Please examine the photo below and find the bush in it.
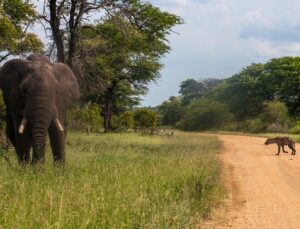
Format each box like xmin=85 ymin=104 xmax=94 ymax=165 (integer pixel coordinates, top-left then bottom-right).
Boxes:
xmin=178 ymin=99 xmax=234 ymax=131
xmin=158 ymin=96 xmax=184 ymax=126
xmin=111 ymin=111 xmax=134 ymax=131
xmin=133 ymin=109 xmax=157 ymax=129
xmin=242 ymin=118 xmax=265 ymax=133
xmin=261 ymin=100 xmax=289 ymax=132
xmin=289 ymin=121 xmax=300 ymax=134
xmin=68 ymin=103 xmax=103 ymax=132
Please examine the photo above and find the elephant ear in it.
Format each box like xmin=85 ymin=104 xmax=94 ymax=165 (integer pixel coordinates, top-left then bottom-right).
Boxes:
xmin=0 ymin=59 xmax=31 ymax=91
xmin=52 ymin=62 xmax=80 ymax=109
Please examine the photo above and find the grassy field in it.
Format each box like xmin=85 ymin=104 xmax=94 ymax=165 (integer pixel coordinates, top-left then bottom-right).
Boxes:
xmin=0 ymin=132 xmax=224 ymax=228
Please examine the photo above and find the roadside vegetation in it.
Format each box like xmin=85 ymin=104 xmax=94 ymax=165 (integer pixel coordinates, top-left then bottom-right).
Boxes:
xmin=0 ymin=132 xmax=224 ymax=228
xmin=157 ymin=57 xmax=300 ymax=134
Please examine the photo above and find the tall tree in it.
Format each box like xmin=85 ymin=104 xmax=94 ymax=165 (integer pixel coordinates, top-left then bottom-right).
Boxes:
xmin=258 ymin=57 xmax=300 ymax=116
xmin=179 ymin=78 xmax=220 ymax=106
xmin=80 ymin=13 xmax=181 ymax=132
xmin=0 ymin=0 xmax=43 ymax=62
xmin=158 ymin=96 xmax=183 ymax=126
xmin=42 ymin=0 xmax=182 ymax=68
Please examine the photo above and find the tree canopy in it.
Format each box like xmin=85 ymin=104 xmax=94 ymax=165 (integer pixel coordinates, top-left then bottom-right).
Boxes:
xmin=79 ymin=12 xmax=181 ymax=132
xmin=157 ymin=56 xmax=300 ymax=133
xmin=0 ymin=0 xmax=43 ymax=62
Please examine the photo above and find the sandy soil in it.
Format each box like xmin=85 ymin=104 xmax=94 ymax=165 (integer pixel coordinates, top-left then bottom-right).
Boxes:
xmin=206 ymin=134 xmax=300 ymax=229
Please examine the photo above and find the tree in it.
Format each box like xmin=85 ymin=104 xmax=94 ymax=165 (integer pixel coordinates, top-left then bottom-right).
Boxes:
xmin=42 ymin=0 xmax=182 ymax=68
xmin=0 ymin=0 xmax=43 ymax=62
xmin=178 ymin=99 xmax=234 ymax=131
xmin=158 ymin=96 xmax=183 ymax=126
xmin=179 ymin=78 xmax=220 ymax=106
xmin=80 ymin=13 xmax=181 ymax=132
xmin=111 ymin=111 xmax=134 ymax=131
xmin=133 ymin=109 xmax=157 ymax=129
xmin=68 ymin=103 xmax=103 ymax=132
xmin=207 ymin=63 xmax=266 ymax=121
xmin=258 ymin=57 xmax=300 ymax=116
xmin=262 ymin=100 xmax=289 ymax=132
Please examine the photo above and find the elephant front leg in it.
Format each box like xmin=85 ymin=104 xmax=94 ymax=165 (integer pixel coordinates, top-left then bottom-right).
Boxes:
xmin=12 ymin=117 xmax=31 ymax=165
xmin=15 ymin=130 xmax=31 ymax=165
xmin=49 ymin=121 xmax=65 ymax=166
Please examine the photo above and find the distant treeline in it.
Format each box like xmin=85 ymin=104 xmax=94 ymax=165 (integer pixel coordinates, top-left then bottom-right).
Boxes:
xmin=157 ymin=56 xmax=300 ymax=133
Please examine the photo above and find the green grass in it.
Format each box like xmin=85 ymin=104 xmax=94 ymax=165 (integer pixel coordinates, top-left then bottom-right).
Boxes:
xmin=0 ymin=132 xmax=224 ymax=228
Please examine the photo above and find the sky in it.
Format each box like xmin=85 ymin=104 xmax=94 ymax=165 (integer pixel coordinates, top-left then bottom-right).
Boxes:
xmin=140 ymin=0 xmax=300 ymax=107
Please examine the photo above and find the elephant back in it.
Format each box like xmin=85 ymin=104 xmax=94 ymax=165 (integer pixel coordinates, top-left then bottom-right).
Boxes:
xmin=27 ymin=54 xmax=51 ymax=64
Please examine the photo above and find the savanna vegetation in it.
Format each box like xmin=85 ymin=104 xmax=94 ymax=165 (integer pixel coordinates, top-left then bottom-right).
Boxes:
xmin=158 ymin=57 xmax=300 ymax=134
xmin=0 ymin=132 xmax=223 ymax=228
xmin=0 ymin=0 xmax=226 ymax=227
xmin=2 ymin=0 xmax=300 ymax=227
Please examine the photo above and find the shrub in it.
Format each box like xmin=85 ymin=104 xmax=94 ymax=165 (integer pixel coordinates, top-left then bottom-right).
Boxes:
xmin=261 ymin=100 xmax=289 ymax=132
xmin=111 ymin=111 xmax=134 ymax=131
xmin=133 ymin=109 xmax=157 ymax=129
xmin=178 ymin=99 xmax=234 ymax=131
xmin=68 ymin=103 xmax=103 ymax=132
xmin=242 ymin=118 xmax=265 ymax=133
xmin=289 ymin=121 xmax=300 ymax=134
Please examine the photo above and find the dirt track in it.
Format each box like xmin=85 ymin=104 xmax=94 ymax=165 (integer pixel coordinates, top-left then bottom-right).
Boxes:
xmin=214 ymin=135 xmax=300 ymax=229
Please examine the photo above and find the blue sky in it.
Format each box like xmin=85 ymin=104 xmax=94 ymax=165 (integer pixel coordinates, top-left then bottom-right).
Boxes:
xmin=140 ymin=0 xmax=300 ymax=106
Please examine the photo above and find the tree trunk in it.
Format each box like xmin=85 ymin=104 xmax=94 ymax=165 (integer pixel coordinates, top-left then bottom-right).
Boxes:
xmin=49 ymin=0 xmax=65 ymax=63
xmin=103 ymin=88 xmax=114 ymax=133
xmin=67 ymin=0 xmax=77 ymax=68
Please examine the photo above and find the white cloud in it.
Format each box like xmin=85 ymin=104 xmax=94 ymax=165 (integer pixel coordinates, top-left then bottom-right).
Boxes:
xmin=245 ymin=8 xmax=272 ymax=28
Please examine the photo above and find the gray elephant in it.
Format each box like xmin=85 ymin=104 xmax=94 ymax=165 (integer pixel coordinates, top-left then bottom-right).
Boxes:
xmin=0 ymin=54 xmax=80 ymax=164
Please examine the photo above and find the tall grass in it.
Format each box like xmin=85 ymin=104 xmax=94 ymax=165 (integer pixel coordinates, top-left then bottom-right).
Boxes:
xmin=0 ymin=132 xmax=224 ymax=228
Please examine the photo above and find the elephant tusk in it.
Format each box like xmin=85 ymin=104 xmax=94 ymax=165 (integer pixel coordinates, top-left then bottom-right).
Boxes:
xmin=18 ymin=118 xmax=28 ymax=134
xmin=55 ymin=119 xmax=64 ymax=132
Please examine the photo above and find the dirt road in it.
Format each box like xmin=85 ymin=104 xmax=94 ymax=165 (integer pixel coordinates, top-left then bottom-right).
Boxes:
xmin=215 ymin=135 xmax=300 ymax=229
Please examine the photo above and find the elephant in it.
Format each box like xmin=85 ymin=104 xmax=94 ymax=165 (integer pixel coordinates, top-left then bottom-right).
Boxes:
xmin=0 ymin=54 xmax=80 ymax=165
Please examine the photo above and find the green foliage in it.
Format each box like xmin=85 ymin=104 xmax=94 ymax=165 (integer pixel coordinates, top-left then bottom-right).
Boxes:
xmin=0 ymin=0 xmax=43 ymax=61
xmin=262 ymin=100 xmax=289 ymax=132
xmin=258 ymin=57 xmax=300 ymax=116
xmin=68 ymin=104 xmax=103 ymax=132
xmin=179 ymin=78 xmax=220 ymax=106
xmin=209 ymin=63 xmax=265 ymax=121
xmin=79 ymin=7 xmax=182 ymax=132
xmin=178 ymin=99 xmax=234 ymax=131
xmin=158 ymin=96 xmax=183 ymax=126
xmin=241 ymin=118 xmax=265 ymax=133
xmin=0 ymin=132 xmax=223 ymax=228
xmin=133 ymin=109 xmax=157 ymax=128
xmin=206 ymin=57 xmax=300 ymax=122
xmin=289 ymin=121 xmax=300 ymax=134
xmin=111 ymin=111 xmax=134 ymax=131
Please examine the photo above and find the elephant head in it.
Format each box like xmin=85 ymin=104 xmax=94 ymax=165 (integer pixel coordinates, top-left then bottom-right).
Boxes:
xmin=0 ymin=55 xmax=79 ymax=164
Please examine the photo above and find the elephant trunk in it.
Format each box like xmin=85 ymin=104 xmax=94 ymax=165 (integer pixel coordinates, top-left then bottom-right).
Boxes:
xmin=30 ymin=102 xmax=53 ymax=164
